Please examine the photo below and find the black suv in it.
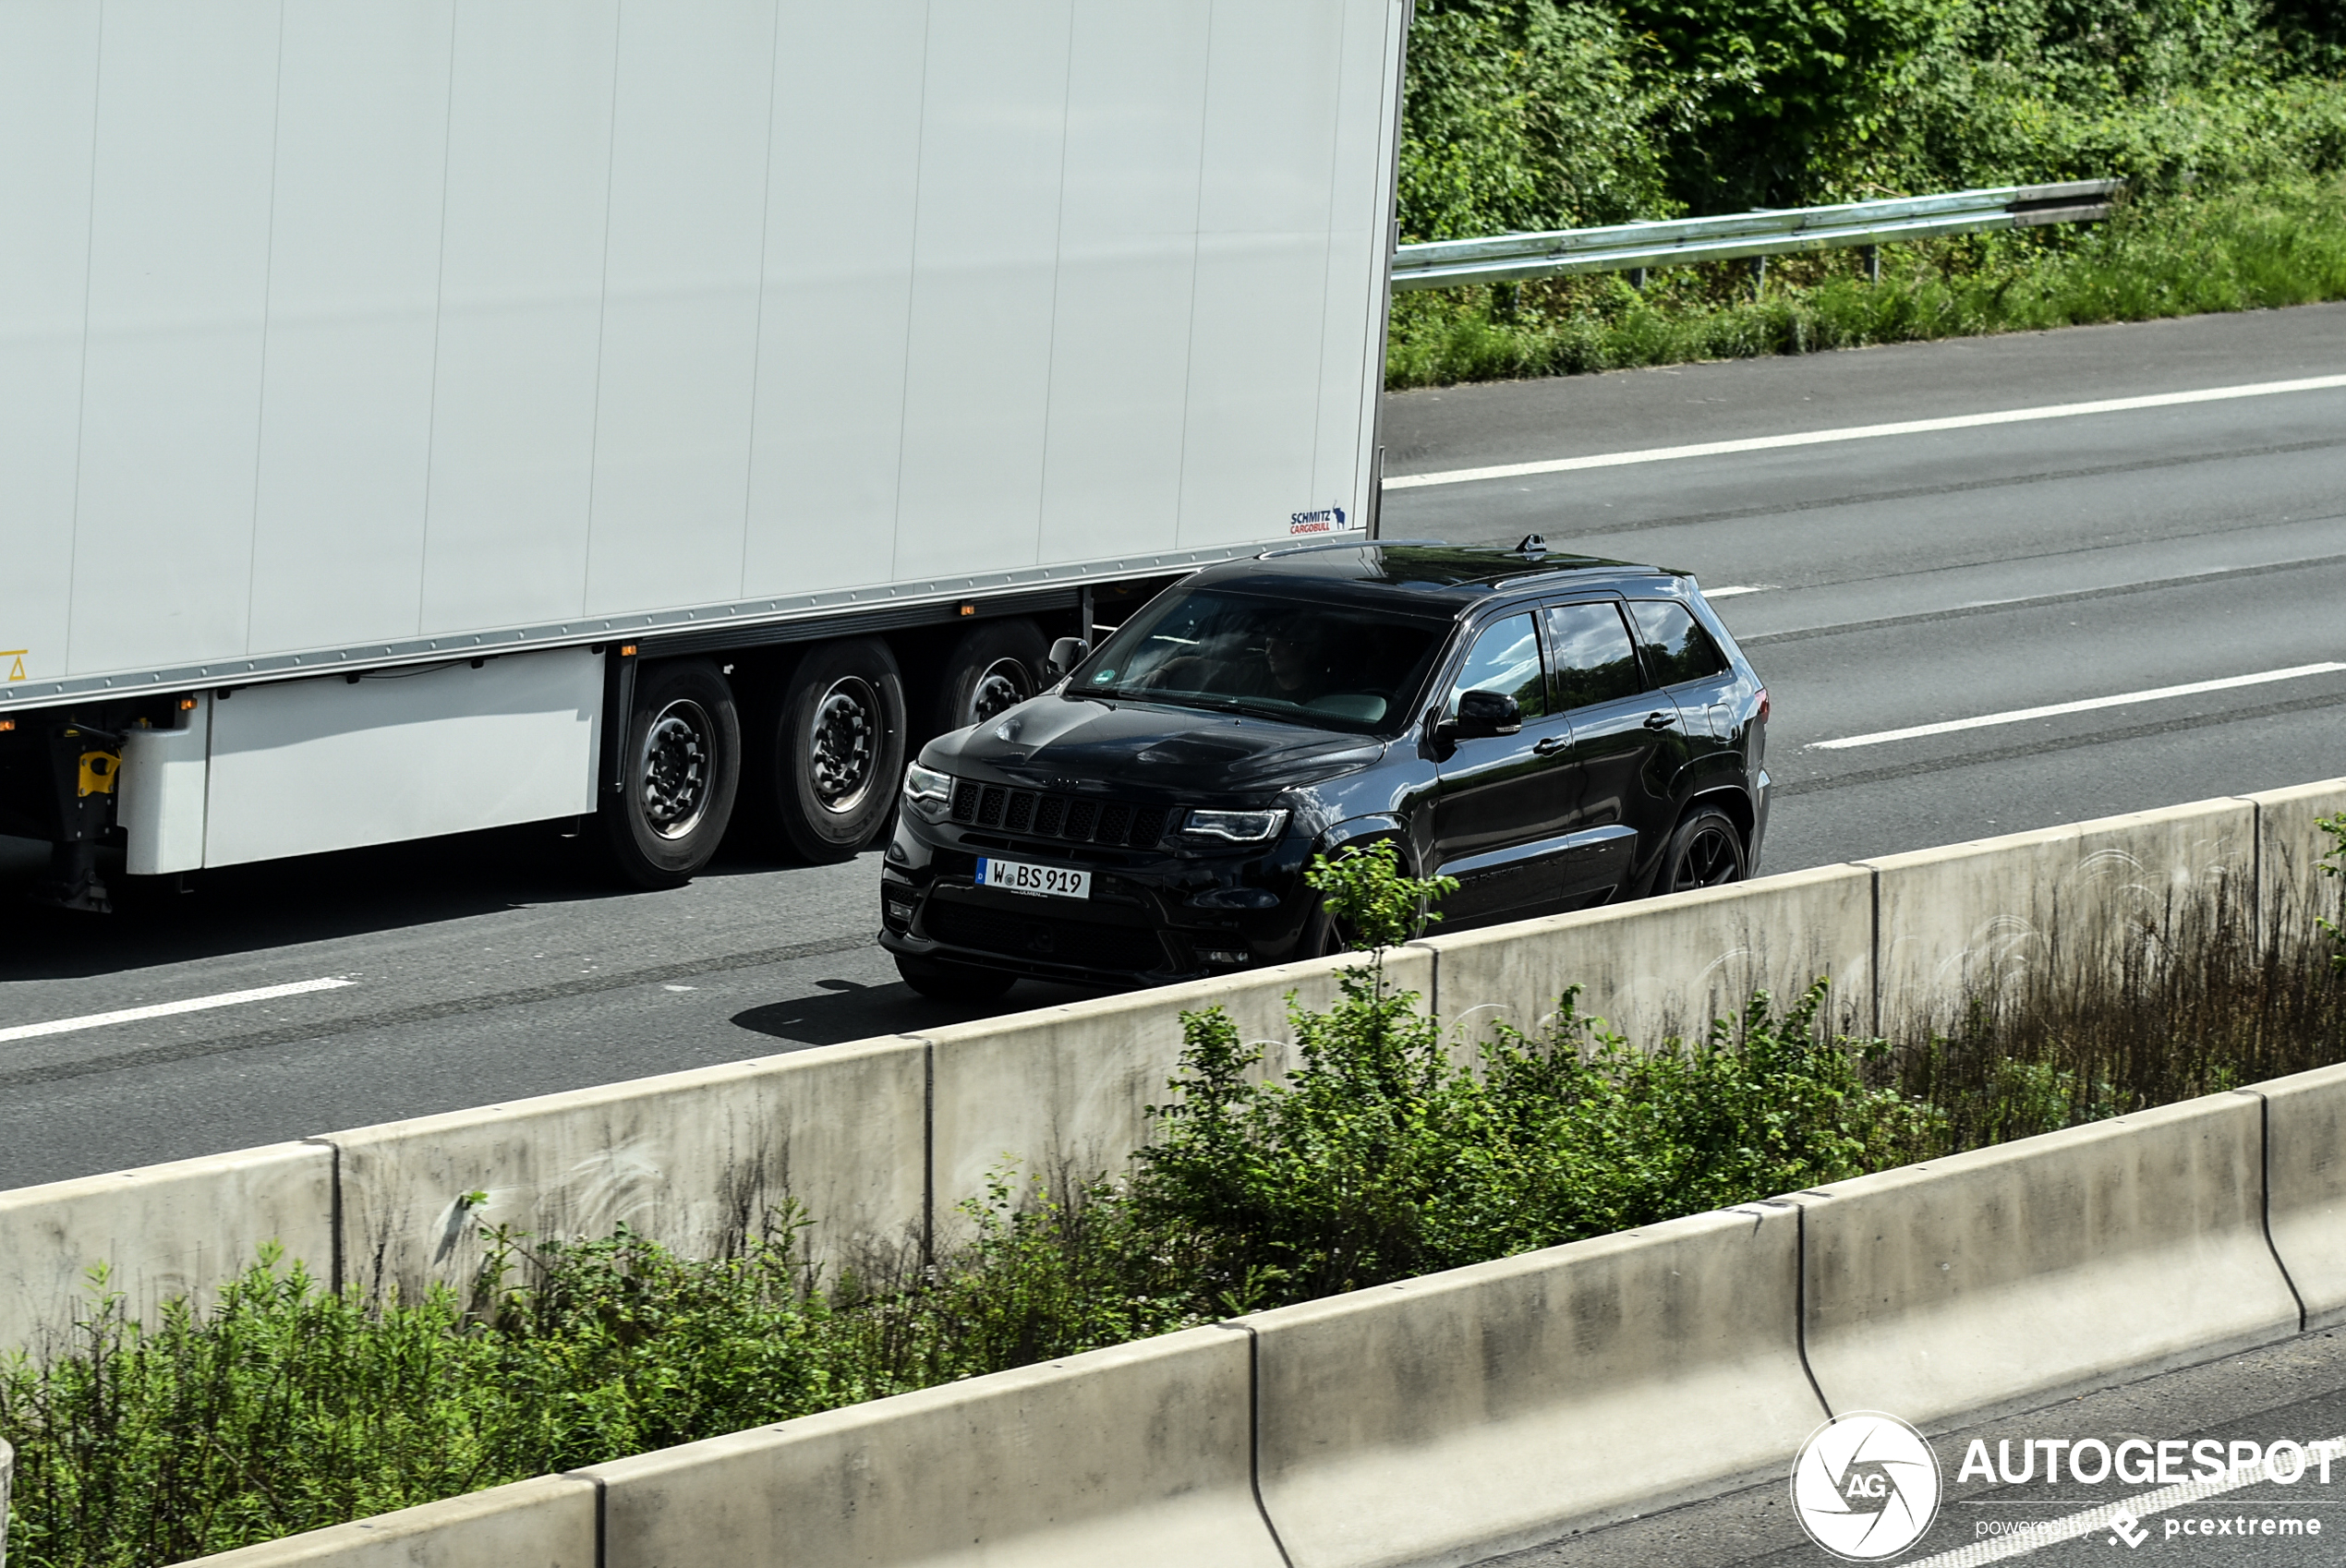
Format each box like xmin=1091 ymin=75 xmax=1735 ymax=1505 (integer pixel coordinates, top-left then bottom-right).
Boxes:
xmin=879 ymin=540 xmax=1769 ymax=999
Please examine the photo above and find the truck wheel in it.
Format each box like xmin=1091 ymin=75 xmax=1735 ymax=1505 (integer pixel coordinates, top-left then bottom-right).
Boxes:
xmin=895 ymin=952 xmax=1017 ymax=1002
xmin=1657 ymin=804 xmax=1747 ymax=896
xmin=930 ymin=618 xmax=1048 ymax=737
xmin=604 ymin=658 xmax=740 ymax=888
xmin=761 ymin=638 xmax=906 ymax=862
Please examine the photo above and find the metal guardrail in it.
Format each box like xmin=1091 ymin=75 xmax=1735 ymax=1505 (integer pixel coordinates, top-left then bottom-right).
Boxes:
xmin=1390 ymin=179 xmax=2122 ymax=290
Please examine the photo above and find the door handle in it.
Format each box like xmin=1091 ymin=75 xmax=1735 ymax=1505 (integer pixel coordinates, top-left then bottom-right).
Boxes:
xmin=1643 ymin=710 xmax=1675 ymax=730
xmin=1533 ymin=735 xmax=1566 ymax=755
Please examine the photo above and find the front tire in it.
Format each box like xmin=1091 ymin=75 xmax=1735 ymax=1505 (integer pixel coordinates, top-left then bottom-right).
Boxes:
xmin=1656 ymin=804 xmax=1747 ymax=896
xmin=895 ymin=952 xmax=1018 ymax=1002
xmin=602 ymin=659 xmax=741 ymax=889
xmin=753 ymin=638 xmax=907 ymax=863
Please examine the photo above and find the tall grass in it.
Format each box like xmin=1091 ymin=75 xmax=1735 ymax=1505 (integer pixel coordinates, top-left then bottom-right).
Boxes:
xmin=1386 ymin=175 xmax=2346 ymax=388
xmin=5 ymin=824 xmax=2342 ymax=1563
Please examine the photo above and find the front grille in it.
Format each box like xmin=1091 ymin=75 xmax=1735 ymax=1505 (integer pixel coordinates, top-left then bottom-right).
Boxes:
xmin=949 ymin=779 xmax=1167 ymax=850
xmin=923 ymin=901 xmax=1168 ymax=972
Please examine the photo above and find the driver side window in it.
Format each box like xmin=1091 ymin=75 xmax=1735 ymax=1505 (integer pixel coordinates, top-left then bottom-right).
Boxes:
xmin=1447 ymin=613 xmax=1547 ymax=720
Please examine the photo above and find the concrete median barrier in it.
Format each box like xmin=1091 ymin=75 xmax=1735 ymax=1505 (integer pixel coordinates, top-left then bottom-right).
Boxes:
xmin=0 ymin=1141 xmax=333 ymax=1361
xmin=2243 ymin=777 xmax=2346 ymax=946
xmin=1245 ymin=1203 xmax=1822 ymax=1568
xmin=922 ymin=949 xmax=1430 ymax=1242
xmin=1419 ymin=863 xmax=1874 ymax=1052
xmin=1798 ymin=1091 xmax=2300 ymax=1429
xmin=1867 ymin=797 xmax=2255 ymax=1037
xmin=2250 ymin=1063 xmax=2346 ymax=1329
xmin=328 ymin=1034 xmax=926 ymax=1306
xmin=585 ymin=1323 xmax=1282 ymax=1568
xmin=183 ymin=1475 xmax=598 ymax=1568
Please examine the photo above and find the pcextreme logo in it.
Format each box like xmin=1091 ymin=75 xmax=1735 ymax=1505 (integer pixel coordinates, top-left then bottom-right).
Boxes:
xmin=1792 ymin=1411 xmax=1943 ymax=1561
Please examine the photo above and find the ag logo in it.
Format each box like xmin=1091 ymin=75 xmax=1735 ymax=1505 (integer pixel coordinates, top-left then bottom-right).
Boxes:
xmin=1791 ymin=1411 xmax=1942 ymax=1561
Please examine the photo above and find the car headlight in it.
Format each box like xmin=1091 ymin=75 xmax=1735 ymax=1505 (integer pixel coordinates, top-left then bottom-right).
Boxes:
xmin=902 ymin=763 xmax=954 ymax=824
xmin=1180 ymin=807 xmax=1289 ymax=844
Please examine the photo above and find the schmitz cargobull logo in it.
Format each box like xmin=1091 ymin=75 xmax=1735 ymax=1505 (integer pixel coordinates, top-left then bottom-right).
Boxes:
xmin=1792 ymin=1411 xmax=1943 ymax=1561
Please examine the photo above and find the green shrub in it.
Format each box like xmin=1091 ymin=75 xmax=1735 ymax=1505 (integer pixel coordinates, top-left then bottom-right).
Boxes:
xmin=6 ymin=832 xmax=2343 ymax=1561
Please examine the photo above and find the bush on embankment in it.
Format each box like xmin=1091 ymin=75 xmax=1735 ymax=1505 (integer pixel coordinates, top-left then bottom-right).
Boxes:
xmin=1387 ymin=0 xmax=2346 ymax=385
xmin=5 ymin=822 xmax=2343 ymax=1563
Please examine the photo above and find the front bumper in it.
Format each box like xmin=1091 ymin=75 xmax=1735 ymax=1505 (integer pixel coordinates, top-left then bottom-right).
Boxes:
xmin=880 ymin=814 xmax=1315 ymax=987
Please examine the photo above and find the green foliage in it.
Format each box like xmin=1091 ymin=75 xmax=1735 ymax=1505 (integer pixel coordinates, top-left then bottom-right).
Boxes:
xmin=1305 ymin=838 xmax=1458 ymax=953
xmin=1388 ymin=172 xmax=2346 ymax=386
xmin=2320 ymin=812 xmax=2346 ymax=971
xmin=1133 ymin=979 xmax=1939 ymax=1301
xmin=6 ymin=824 xmax=2344 ymax=1560
xmin=1400 ymin=1 xmax=1687 ymax=238
xmin=1393 ymin=0 xmax=2346 ymax=386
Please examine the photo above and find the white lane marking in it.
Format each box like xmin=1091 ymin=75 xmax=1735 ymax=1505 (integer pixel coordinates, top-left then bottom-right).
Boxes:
xmin=1384 ymin=373 xmax=2346 ymax=490
xmin=1902 ymin=1437 xmax=2344 ymax=1568
xmin=1701 ymin=585 xmax=1776 ymax=599
xmin=1808 ymin=662 xmax=2346 ymax=751
xmin=0 ymin=976 xmax=357 ymax=1044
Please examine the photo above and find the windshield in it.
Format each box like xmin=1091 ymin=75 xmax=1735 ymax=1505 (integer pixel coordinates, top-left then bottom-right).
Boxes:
xmin=1071 ymin=585 xmax=1450 ymax=733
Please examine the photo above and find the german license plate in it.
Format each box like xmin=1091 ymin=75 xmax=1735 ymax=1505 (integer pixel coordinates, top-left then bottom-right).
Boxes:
xmin=975 ymin=856 xmax=1091 ymax=899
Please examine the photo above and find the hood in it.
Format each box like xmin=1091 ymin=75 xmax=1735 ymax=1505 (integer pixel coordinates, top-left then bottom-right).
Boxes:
xmin=930 ymin=694 xmax=1385 ymax=797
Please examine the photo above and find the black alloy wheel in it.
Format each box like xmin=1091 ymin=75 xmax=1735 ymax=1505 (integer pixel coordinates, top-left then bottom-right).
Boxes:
xmin=602 ymin=658 xmax=741 ymax=888
xmin=762 ymin=637 xmax=908 ymax=863
xmin=1659 ymin=804 xmax=1747 ymax=895
xmin=932 ymin=618 xmax=1049 ymax=737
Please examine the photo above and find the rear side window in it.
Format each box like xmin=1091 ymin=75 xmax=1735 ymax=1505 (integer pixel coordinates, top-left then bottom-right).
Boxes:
xmin=1628 ymin=599 xmax=1730 ymax=686
xmin=1542 ymin=601 xmax=1643 ymax=710
xmin=1447 ymin=612 xmax=1547 ymax=719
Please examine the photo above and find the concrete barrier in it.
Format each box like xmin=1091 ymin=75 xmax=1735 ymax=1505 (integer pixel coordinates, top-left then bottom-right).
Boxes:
xmin=1419 ymin=862 xmax=1874 ymax=1050
xmin=329 ymin=1034 xmax=926 ymax=1306
xmin=2251 ymin=1062 xmax=2346 ymax=1330
xmin=0 ymin=1141 xmax=334 ymax=1361
xmin=1246 ymin=1203 xmax=1821 ymax=1568
xmin=585 ymin=1324 xmax=1283 ymax=1568
xmin=1867 ymin=796 xmax=2255 ymax=1037
xmin=922 ymin=948 xmax=1432 ymax=1243
xmin=184 ymin=1476 xmax=598 ymax=1568
xmin=1797 ymin=1090 xmax=2301 ymax=1428
xmin=2244 ymin=777 xmax=2346 ymax=946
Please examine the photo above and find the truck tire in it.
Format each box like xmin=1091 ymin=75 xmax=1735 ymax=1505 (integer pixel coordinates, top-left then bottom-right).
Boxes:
xmin=1655 ymin=803 xmax=1747 ymax=896
xmin=759 ymin=637 xmax=907 ymax=863
xmin=604 ymin=658 xmax=741 ymax=888
xmin=930 ymin=617 xmax=1048 ymax=737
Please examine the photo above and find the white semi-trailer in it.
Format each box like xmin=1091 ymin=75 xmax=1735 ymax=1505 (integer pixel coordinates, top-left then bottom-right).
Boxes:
xmin=0 ymin=0 xmax=1409 ymax=908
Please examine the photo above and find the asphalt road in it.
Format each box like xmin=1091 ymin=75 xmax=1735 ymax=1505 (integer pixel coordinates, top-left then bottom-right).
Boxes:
xmin=1475 ymin=1327 xmax=2346 ymax=1568
xmin=1 ymin=303 xmax=2340 ymax=1190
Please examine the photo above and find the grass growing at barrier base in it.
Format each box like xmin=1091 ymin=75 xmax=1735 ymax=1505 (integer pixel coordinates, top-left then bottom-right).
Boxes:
xmin=6 ymin=825 xmax=2344 ymax=1562
xmin=1385 ymin=176 xmax=2346 ymax=389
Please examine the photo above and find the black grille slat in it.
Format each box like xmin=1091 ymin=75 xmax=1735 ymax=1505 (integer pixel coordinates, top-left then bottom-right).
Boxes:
xmin=941 ymin=776 xmax=1170 ymax=850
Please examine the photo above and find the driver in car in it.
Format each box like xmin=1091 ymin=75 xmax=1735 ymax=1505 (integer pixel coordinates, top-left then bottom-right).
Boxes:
xmin=1259 ymin=626 xmax=1334 ymax=704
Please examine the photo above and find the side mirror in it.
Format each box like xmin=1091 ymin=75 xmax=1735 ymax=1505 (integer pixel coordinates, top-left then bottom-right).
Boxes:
xmin=1047 ymin=636 xmax=1091 ymax=679
xmin=1449 ymin=689 xmax=1522 ymax=739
